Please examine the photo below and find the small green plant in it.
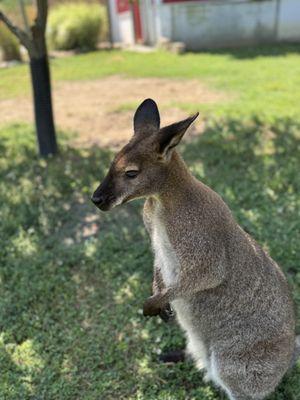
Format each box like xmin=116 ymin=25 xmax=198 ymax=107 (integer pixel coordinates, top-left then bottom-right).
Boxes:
xmin=0 ymin=23 xmax=21 ymax=61
xmin=47 ymin=3 xmax=105 ymax=51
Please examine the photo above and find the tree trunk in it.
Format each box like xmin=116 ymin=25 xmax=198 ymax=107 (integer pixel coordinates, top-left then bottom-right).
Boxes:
xmin=29 ymin=54 xmax=57 ymax=156
xmin=0 ymin=2 xmax=58 ymax=157
xmin=106 ymin=0 xmax=113 ymax=48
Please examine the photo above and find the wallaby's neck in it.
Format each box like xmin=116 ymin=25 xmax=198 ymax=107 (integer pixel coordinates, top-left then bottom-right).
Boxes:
xmin=156 ymin=151 xmax=198 ymax=207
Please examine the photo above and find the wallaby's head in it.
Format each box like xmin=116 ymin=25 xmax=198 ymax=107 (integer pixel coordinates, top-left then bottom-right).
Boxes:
xmin=92 ymin=99 xmax=198 ymax=211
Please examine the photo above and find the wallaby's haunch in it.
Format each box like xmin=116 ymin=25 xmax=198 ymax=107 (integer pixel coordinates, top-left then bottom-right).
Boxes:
xmin=92 ymin=99 xmax=297 ymax=400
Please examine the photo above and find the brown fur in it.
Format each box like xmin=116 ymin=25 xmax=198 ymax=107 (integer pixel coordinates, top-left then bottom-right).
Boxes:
xmin=92 ymin=99 xmax=297 ymax=400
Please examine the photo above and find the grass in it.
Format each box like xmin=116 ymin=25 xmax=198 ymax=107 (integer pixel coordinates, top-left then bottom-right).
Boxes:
xmin=0 ymin=118 xmax=299 ymax=399
xmin=1 ymin=44 xmax=300 ymax=122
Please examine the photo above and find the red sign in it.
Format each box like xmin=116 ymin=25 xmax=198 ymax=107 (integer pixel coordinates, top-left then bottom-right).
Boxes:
xmin=132 ymin=1 xmax=143 ymax=42
xmin=116 ymin=0 xmax=130 ymax=13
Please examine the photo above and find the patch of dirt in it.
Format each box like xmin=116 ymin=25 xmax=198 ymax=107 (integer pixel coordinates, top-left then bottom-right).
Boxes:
xmin=0 ymin=76 xmax=228 ymax=148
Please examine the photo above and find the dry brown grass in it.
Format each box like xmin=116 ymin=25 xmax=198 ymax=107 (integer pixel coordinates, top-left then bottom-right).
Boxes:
xmin=0 ymin=76 xmax=227 ymax=147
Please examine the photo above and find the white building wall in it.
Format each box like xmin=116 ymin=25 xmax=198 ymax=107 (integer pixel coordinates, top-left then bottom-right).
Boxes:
xmin=109 ymin=0 xmax=121 ymax=42
xmin=158 ymin=0 xmax=300 ymax=50
xmin=278 ymin=0 xmax=300 ymax=40
xmin=118 ymin=12 xmax=135 ymax=44
xmin=140 ymin=0 xmax=161 ymax=45
xmin=109 ymin=0 xmax=135 ymax=45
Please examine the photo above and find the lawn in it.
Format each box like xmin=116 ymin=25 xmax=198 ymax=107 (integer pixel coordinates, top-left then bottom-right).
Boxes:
xmin=1 ymin=44 xmax=300 ymax=123
xmin=0 ymin=45 xmax=300 ymax=399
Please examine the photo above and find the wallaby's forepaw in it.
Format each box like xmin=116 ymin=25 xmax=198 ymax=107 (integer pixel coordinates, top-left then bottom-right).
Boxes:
xmin=159 ymin=303 xmax=175 ymax=323
xmin=143 ymin=295 xmax=161 ymax=316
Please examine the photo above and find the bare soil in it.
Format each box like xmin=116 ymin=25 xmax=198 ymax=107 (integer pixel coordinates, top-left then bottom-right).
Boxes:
xmin=0 ymin=76 xmax=227 ymax=148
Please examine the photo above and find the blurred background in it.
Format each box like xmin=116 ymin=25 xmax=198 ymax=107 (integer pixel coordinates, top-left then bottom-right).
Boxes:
xmin=0 ymin=1 xmax=299 ymax=399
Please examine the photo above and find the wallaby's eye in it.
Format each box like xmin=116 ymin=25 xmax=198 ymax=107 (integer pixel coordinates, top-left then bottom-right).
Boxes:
xmin=125 ymin=170 xmax=139 ymax=179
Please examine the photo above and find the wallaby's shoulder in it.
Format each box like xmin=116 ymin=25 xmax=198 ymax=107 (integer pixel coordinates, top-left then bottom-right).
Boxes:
xmin=144 ymin=172 xmax=236 ymax=240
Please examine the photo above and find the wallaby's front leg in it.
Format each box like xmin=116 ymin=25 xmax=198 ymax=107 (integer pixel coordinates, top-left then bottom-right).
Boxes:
xmin=143 ymin=287 xmax=173 ymax=316
xmin=144 ymin=259 xmax=226 ymax=316
xmin=149 ymin=265 xmax=174 ymax=322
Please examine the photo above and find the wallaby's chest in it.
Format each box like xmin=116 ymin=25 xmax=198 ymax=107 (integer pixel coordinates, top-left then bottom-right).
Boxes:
xmin=150 ymin=210 xmax=180 ymax=286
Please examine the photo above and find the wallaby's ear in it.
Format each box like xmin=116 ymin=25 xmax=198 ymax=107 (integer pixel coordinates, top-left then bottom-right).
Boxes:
xmin=158 ymin=112 xmax=199 ymax=160
xmin=134 ymin=98 xmax=160 ymax=135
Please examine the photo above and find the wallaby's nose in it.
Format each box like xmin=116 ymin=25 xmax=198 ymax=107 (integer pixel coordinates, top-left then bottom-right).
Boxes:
xmin=91 ymin=194 xmax=105 ymax=206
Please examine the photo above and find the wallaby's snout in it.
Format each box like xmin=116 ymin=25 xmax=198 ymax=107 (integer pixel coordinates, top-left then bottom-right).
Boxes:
xmin=91 ymin=189 xmax=114 ymax=211
xmin=91 ymin=173 xmax=117 ymax=211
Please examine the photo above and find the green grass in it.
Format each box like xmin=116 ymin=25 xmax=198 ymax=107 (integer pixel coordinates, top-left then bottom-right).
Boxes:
xmin=0 ymin=119 xmax=299 ymax=399
xmin=1 ymin=45 xmax=300 ymax=122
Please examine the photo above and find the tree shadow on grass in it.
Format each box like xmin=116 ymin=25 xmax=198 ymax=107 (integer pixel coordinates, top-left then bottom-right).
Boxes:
xmin=189 ymin=43 xmax=300 ymax=60
xmin=0 ymin=120 xmax=299 ymax=399
xmin=0 ymin=124 xmax=151 ymax=399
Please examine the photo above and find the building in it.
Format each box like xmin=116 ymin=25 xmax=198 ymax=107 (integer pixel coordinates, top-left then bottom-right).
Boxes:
xmin=108 ymin=0 xmax=300 ymax=50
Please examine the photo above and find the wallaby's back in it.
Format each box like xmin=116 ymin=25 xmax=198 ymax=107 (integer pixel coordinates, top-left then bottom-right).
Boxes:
xmin=145 ymin=153 xmax=295 ymax=400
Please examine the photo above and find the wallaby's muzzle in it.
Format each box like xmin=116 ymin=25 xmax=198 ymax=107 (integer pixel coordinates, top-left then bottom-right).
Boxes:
xmin=91 ymin=192 xmax=115 ymax=211
xmin=91 ymin=174 xmax=116 ymax=211
xmin=91 ymin=189 xmax=116 ymax=211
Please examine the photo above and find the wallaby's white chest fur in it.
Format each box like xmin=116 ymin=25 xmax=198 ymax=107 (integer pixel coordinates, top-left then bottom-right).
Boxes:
xmin=151 ymin=212 xmax=210 ymax=375
xmin=152 ymin=215 xmax=180 ymax=286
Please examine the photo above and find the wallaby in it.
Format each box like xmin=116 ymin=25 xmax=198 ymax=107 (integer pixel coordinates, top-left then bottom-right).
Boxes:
xmin=92 ymin=99 xmax=298 ymax=400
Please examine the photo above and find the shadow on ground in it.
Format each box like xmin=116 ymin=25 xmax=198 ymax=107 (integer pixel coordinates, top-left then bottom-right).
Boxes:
xmin=0 ymin=119 xmax=299 ymax=399
xmin=190 ymin=43 xmax=300 ymax=60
